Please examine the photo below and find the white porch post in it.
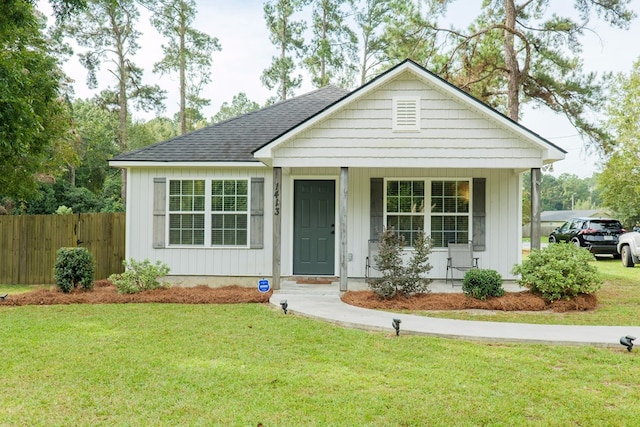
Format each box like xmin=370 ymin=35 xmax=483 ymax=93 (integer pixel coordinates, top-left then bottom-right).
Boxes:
xmin=530 ymin=167 xmax=541 ymax=251
xmin=272 ymin=167 xmax=282 ymax=290
xmin=340 ymin=167 xmax=348 ymax=291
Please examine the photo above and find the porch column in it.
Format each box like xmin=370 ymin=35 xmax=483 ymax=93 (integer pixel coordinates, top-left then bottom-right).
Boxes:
xmin=339 ymin=167 xmax=348 ymax=292
xmin=530 ymin=167 xmax=541 ymax=251
xmin=272 ymin=167 xmax=282 ymax=290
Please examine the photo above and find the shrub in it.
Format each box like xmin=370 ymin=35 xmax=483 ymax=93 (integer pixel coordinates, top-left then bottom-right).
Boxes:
xmin=109 ymin=259 xmax=170 ymax=294
xmin=512 ymin=243 xmax=603 ymax=302
xmin=368 ymin=228 xmax=433 ymax=298
xmin=462 ymin=269 xmax=504 ymax=300
xmin=54 ymin=247 xmax=95 ymax=293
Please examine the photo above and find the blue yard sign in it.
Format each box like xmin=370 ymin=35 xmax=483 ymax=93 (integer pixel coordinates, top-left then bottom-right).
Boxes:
xmin=258 ymin=279 xmax=270 ymax=293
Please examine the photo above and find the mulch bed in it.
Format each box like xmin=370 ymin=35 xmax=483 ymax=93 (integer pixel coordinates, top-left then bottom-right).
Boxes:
xmin=341 ymin=290 xmax=598 ymax=312
xmin=1 ymin=280 xmax=597 ymax=312
xmin=1 ymin=280 xmax=272 ymax=306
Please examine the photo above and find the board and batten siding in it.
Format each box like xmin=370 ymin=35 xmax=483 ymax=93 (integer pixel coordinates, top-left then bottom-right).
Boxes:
xmin=126 ymin=167 xmax=273 ymax=277
xmin=284 ymin=167 xmax=521 ymax=280
xmin=272 ymin=77 xmax=543 ymax=170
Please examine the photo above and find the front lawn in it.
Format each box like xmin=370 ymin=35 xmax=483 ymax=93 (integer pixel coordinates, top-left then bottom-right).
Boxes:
xmin=1 ymin=303 xmax=638 ymax=426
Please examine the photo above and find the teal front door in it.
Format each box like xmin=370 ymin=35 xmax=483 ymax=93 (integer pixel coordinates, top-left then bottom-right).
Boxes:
xmin=293 ymin=180 xmax=335 ymax=275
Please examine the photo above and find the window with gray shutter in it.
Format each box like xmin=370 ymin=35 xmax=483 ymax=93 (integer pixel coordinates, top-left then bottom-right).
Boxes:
xmin=472 ymin=178 xmax=486 ymax=251
xmin=250 ymin=177 xmax=264 ymax=248
xmin=153 ymin=177 xmax=166 ymax=248
xmin=370 ymin=178 xmax=383 ymax=240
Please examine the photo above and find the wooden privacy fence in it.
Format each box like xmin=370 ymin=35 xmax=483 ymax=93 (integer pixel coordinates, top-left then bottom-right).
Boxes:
xmin=0 ymin=213 xmax=126 ymax=285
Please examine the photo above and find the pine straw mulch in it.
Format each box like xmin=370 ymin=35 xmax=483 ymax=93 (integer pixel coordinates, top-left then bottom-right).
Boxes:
xmin=1 ymin=280 xmax=597 ymax=312
xmin=1 ymin=280 xmax=272 ymax=306
xmin=341 ymin=290 xmax=598 ymax=313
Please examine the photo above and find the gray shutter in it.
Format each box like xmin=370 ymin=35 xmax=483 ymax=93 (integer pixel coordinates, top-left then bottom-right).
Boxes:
xmin=153 ymin=178 xmax=166 ymax=249
xmin=370 ymin=178 xmax=383 ymax=240
xmin=250 ymin=177 xmax=264 ymax=249
xmin=472 ymin=177 xmax=486 ymax=251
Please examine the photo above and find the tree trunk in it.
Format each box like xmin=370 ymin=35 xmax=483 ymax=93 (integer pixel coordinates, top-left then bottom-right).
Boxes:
xmin=503 ymin=0 xmax=520 ymax=121
xmin=179 ymin=6 xmax=187 ymax=135
xmin=280 ymin=11 xmax=288 ymax=101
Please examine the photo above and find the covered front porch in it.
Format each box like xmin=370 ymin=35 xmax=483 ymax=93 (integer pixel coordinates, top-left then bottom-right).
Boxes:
xmin=269 ymin=166 xmax=541 ymax=291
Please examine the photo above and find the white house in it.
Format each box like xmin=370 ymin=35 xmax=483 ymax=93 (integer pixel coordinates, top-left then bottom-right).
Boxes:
xmin=109 ymin=60 xmax=566 ymax=290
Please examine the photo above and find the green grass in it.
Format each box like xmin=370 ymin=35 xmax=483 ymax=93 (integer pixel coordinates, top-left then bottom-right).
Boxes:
xmin=0 ymin=284 xmax=48 ymax=295
xmin=425 ymin=257 xmax=640 ymax=325
xmin=1 ymin=303 xmax=639 ymax=426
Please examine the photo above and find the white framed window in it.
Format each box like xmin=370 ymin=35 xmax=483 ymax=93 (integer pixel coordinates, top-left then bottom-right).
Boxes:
xmin=429 ymin=180 xmax=470 ymax=247
xmin=392 ymin=97 xmax=420 ymax=131
xmin=211 ymin=179 xmax=248 ymax=246
xmin=167 ymin=179 xmax=250 ymax=247
xmin=385 ymin=180 xmax=425 ymax=246
xmin=168 ymin=180 xmax=205 ymax=245
xmin=384 ymin=178 xmax=471 ymax=248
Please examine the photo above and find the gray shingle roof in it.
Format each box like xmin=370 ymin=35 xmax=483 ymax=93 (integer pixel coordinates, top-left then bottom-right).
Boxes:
xmin=111 ymin=85 xmax=350 ymax=163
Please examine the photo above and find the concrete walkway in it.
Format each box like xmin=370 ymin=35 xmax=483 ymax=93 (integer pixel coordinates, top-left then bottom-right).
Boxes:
xmin=269 ymin=280 xmax=640 ymax=348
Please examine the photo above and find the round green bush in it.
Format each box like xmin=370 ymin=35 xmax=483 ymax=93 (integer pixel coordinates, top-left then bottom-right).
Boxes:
xmin=512 ymin=243 xmax=603 ymax=302
xmin=462 ymin=269 xmax=504 ymax=300
xmin=53 ymin=247 xmax=95 ymax=293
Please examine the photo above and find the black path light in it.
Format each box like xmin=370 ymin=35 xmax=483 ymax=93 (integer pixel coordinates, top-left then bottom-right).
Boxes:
xmin=620 ymin=335 xmax=636 ymax=352
xmin=392 ymin=318 xmax=401 ymax=336
xmin=280 ymin=300 xmax=288 ymax=314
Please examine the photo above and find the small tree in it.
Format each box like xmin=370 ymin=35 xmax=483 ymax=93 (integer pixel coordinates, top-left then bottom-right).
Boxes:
xmin=368 ymin=227 xmax=432 ymax=298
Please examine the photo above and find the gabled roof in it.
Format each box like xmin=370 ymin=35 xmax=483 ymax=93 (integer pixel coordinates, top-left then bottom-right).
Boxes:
xmin=254 ymin=59 xmax=566 ymax=163
xmin=111 ymin=59 xmax=566 ymax=167
xmin=110 ymin=85 xmax=349 ymax=164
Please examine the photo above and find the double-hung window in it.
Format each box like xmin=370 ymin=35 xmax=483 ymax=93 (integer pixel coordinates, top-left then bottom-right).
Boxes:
xmin=384 ymin=179 xmax=471 ymax=248
xmin=167 ymin=179 xmax=249 ymax=247
xmin=211 ymin=180 xmax=248 ymax=246
xmin=169 ymin=180 xmax=205 ymax=245
xmin=430 ymin=180 xmax=470 ymax=247
xmin=385 ymin=180 xmax=425 ymax=246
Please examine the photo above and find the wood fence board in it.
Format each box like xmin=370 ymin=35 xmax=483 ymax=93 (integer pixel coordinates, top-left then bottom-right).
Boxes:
xmin=0 ymin=213 xmax=125 ymax=285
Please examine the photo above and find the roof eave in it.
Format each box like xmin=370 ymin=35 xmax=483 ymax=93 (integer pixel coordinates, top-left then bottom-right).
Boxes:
xmin=108 ymin=160 xmax=267 ymax=168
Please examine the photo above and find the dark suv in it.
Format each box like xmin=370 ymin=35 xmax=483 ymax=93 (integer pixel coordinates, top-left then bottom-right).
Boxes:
xmin=549 ymin=217 xmax=625 ymax=256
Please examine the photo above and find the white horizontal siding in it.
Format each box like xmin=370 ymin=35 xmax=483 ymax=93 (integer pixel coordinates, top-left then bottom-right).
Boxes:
xmin=274 ymin=76 xmax=545 ymax=168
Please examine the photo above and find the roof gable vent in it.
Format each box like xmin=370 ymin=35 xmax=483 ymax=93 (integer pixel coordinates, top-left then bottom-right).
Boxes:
xmin=393 ymin=97 xmax=420 ymax=132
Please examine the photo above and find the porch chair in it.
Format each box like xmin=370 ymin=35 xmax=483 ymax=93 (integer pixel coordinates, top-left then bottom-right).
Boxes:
xmin=446 ymin=241 xmax=479 ymax=286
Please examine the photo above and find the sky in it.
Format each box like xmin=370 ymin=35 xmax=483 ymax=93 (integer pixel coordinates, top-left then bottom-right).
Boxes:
xmin=39 ymin=0 xmax=640 ymax=178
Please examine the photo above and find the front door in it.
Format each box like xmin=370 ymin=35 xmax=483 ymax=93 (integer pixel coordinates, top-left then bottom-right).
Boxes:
xmin=293 ymin=180 xmax=335 ymax=275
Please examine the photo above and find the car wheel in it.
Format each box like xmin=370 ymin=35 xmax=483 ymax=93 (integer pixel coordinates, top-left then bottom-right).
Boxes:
xmin=548 ymin=235 xmax=557 ymax=244
xmin=621 ymin=245 xmax=635 ymax=268
xmin=571 ymin=237 xmax=581 ymax=248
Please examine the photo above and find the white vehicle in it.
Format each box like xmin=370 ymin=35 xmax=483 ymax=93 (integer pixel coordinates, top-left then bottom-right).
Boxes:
xmin=617 ymin=231 xmax=640 ymax=267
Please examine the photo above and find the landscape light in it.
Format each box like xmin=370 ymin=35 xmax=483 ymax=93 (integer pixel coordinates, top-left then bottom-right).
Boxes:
xmin=620 ymin=335 xmax=636 ymax=352
xmin=280 ymin=300 xmax=288 ymax=314
xmin=392 ymin=318 xmax=401 ymax=336
xmin=0 ymin=293 xmax=7 ymax=301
